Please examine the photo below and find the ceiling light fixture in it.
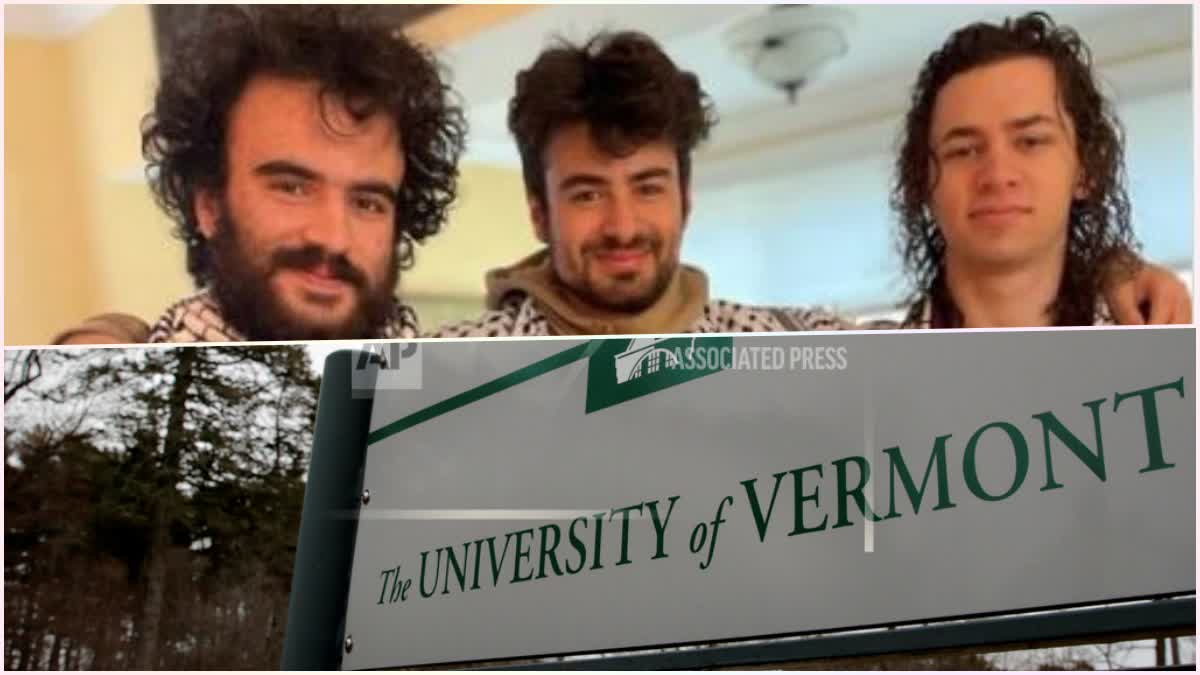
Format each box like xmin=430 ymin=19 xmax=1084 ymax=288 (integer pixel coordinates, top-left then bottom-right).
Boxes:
xmin=724 ymin=5 xmax=855 ymax=104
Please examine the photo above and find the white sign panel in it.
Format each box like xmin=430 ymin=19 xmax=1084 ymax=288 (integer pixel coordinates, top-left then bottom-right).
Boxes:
xmin=341 ymin=329 xmax=1195 ymax=669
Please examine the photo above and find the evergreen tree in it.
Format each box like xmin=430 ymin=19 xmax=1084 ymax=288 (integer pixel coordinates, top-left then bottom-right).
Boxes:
xmin=4 ymin=344 xmax=319 ymax=669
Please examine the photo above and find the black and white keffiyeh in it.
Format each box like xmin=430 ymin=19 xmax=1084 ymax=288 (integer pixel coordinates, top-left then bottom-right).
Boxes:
xmin=146 ymin=289 xmax=420 ymax=343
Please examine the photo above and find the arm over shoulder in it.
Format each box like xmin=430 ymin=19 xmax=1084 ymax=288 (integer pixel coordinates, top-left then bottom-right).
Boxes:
xmin=52 ymin=313 xmax=151 ymax=345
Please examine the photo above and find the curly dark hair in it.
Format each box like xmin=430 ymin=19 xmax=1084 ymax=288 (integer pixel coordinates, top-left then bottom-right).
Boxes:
xmin=891 ymin=11 xmax=1138 ymax=326
xmin=143 ymin=5 xmax=466 ymax=287
xmin=508 ymin=30 xmax=717 ymax=206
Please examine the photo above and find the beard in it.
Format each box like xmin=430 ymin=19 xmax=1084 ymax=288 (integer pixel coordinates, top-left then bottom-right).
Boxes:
xmin=206 ymin=205 xmax=399 ymax=341
xmin=565 ymin=232 xmax=676 ymax=313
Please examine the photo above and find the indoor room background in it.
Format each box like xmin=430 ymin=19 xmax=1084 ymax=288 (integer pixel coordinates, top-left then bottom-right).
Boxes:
xmin=4 ymin=4 xmax=1192 ymax=344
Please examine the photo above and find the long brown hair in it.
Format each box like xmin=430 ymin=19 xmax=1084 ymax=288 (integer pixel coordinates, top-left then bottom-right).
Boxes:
xmin=892 ymin=12 xmax=1137 ymax=326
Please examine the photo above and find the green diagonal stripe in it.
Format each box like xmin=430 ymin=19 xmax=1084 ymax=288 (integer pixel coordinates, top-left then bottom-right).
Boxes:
xmin=367 ymin=340 xmax=602 ymax=446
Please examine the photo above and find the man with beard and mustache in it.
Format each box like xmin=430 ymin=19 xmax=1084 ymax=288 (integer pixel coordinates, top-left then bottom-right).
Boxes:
xmin=434 ymin=31 xmax=848 ymax=338
xmin=54 ymin=6 xmax=464 ymax=344
xmin=433 ymin=30 xmax=1188 ymax=338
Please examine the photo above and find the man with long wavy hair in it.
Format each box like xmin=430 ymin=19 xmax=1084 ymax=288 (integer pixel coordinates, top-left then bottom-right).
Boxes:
xmin=888 ymin=11 xmax=1190 ymax=328
xmin=56 ymin=6 xmax=466 ymax=343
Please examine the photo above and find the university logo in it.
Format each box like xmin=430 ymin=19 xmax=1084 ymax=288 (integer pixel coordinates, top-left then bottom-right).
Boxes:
xmin=585 ymin=336 xmax=731 ymax=414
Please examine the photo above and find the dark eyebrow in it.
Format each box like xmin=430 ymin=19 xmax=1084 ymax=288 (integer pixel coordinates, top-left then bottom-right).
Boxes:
xmin=558 ymin=174 xmax=607 ymax=193
xmin=1007 ymin=113 xmax=1058 ymax=132
xmin=937 ymin=126 xmax=983 ymax=146
xmin=630 ymin=167 xmax=672 ymax=183
xmin=938 ymin=113 xmax=1060 ymax=146
xmin=254 ymin=160 xmax=397 ymax=204
xmin=254 ymin=159 xmax=320 ymax=181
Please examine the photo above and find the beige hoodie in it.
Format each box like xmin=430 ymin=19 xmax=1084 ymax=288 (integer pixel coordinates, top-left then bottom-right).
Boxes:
xmin=484 ymin=249 xmax=710 ymax=336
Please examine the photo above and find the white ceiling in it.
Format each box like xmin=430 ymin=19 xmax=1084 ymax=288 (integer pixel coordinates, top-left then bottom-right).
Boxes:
xmin=3 ymin=4 xmax=113 ymax=38
xmin=441 ymin=3 xmax=1193 ymax=182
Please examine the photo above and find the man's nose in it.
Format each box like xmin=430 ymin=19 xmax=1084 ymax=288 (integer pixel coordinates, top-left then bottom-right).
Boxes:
xmin=602 ymin=189 xmax=640 ymax=244
xmin=300 ymin=192 xmax=352 ymax=254
xmin=976 ymin=145 xmax=1022 ymax=193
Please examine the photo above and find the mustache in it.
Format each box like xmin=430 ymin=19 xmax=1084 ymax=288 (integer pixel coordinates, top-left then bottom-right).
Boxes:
xmin=271 ymin=245 xmax=368 ymax=289
xmin=582 ymin=233 xmax=662 ymax=256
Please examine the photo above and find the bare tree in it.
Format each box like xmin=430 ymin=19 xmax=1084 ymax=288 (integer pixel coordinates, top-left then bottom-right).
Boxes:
xmin=1089 ymin=640 xmax=1139 ymax=669
xmin=4 ymin=350 xmax=42 ymax=403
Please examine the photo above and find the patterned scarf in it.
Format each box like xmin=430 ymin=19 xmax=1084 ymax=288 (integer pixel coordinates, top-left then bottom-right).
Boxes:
xmin=146 ymin=289 xmax=420 ymax=343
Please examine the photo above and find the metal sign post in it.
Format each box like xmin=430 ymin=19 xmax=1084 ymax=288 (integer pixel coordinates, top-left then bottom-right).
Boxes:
xmin=281 ymin=350 xmax=378 ymax=670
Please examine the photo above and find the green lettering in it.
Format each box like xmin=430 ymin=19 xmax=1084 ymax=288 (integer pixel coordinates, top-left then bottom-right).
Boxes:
xmin=470 ymin=539 xmax=484 ymax=590
xmin=389 ymin=567 xmax=406 ymax=602
xmin=418 ymin=549 xmax=442 ymax=598
xmin=1035 ymin=398 xmax=1108 ymax=491
xmin=441 ymin=543 xmax=469 ymax=595
xmin=646 ymin=496 xmax=680 ymax=560
xmin=566 ymin=517 xmax=588 ymax=575
xmin=883 ymin=435 xmax=957 ymax=519
xmin=486 ymin=534 xmax=513 ymax=587
xmin=963 ymin=422 xmax=1029 ymax=502
xmin=609 ymin=503 xmax=644 ymax=566
xmin=536 ymin=524 xmax=563 ymax=579
xmin=788 ymin=464 xmax=827 ymax=535
xmin=741 ymin=471 xmax=788 ymax=542
xmin=831 ymin=455 xmax=884 ymax=528
xmin=511 ymin=528 xmax=535 ymax=584
xmin=1113 ymin=377 xmax=1185 ymax=473
xmin=377 ymin=567 xmax=395 ymax=605
xmin=590 ymin=511 xmax=605 ymax=570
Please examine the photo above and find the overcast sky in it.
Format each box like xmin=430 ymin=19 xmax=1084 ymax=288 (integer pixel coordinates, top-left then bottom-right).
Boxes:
xmin=305 ymin=341 xmax=371 ymax=375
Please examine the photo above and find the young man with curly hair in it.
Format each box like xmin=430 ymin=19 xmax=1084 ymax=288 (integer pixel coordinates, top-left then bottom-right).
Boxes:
xmin=56 ymin=6 xmax=466 ymax=343
xmin=434 ymin=31 xmax=848 ymax=337
xmin=885 ymin=11 xmax=1191 ymax=328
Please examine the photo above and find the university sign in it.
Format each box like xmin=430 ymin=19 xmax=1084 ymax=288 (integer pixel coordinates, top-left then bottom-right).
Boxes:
xmin=284 ymin=329 xmax=1195 ymax=669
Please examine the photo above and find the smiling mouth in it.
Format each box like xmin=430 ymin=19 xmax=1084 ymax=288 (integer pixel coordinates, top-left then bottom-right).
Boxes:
xmin=592 ymin=248 xmax=653 ymax=273
xmin=285 ymin=266 xmax=353 ymax=299
xmin=596 ymin=249 xmax=648 ymax=262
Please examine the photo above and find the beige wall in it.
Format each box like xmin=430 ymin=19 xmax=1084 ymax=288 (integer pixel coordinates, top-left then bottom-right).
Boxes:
xmin=4 ymin=37 xmax=95 ymax=345
xmin=4 ymin=6 xmax=540 ymax=345
xmin=399 ymin=4 xmax=542 ymax=330
xmin=67 ymin=6 xmax=193 ymax=325
xmin=405 ymin=164 xmax=539 ymax=332
xmin=406 ymin=164 xmax=537 ymax=298
xmin=5 ymin=5 xmax=189 ymax=345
